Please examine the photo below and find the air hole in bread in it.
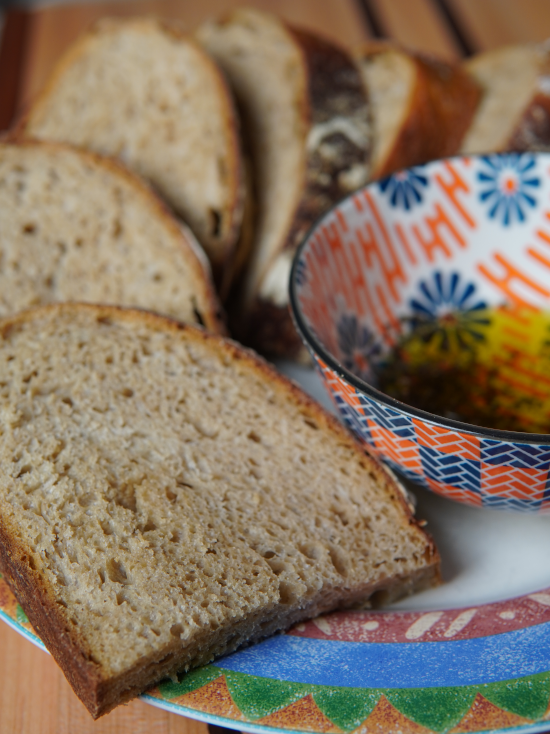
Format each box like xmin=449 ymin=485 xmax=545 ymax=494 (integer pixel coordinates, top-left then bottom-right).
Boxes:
xmin=278 ymin=581 xmax=296 ymax=605
xmin=328 ymin=545 xmax=349 ymax=577
xmin=22 ymin=223 xmax=36 ymax=234
xmin=112 ymin=484 xmax=137 ymax=512
xmin=165 ymin=487 xmax=177 ymax=502
xmin=116 ymin=592 xmax=127 ymax=605
xmin=261 ymin=550 xmax=276 ymax=559
xmin=208 ymin=208 xmax=222 ymax=238
xmin=331 ymin=507 xmax=350 ymax=527
xmin=176 ymin=477 xmax=194 ymax=490
xmin=112 ymin=219 xmax=123 ymax=238
xmin=139 ymin=519 xmax=157 ymax=533
xmin=121 ymin=387 xmax=133 ymax=398
xmin=298 ymin=543 xmax=323 ymax=561
xmin=22 ymin=370 xmax=37 ymax=384
xmin=49 ymin=440 xmax=65 ymax=461
xmin=266 ymin=558 xmax=286 ymax=576
xmin=107 ymin=558 xmax=129 ymax=585
xmin=170 ymin=623 xmax=183 ymax=637
xmin=303 ymin=417 xmax=319 ymax=430
xmin=247 ymin=430 xmax=261 ymax=443
xmin=15 ymin=464 xmax=32 ymax=478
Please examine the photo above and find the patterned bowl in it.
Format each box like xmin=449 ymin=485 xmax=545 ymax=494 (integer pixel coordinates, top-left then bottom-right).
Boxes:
xmin=289 ymin=153 xmax=550 ymax=513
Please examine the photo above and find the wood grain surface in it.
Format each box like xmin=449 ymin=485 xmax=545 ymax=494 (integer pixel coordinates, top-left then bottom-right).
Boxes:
xmin=0 ymin=621 xmax=209 ymax=734
xmin=1 ymin=0 xmax=550 ymax=732
xmin=368 ymin=0 xmax=462 ymax=59
xmin=446 ymin=0 xmax=550 ymax=51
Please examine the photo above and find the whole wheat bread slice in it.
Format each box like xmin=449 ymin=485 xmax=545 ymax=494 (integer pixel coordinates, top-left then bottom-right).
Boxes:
xmin=355 ymin=41 xmax=480 ymax=178
xmin=17 ymin=17 xmax=244 ymax=280
xmin=198 ymin=9 xmax=372 ymax=359
xmin=0 ymin=303 xmax=439 ymax=718
xmin=461 ymin=42 xmax=550 ymax=154
xmin=0 ymin=141 xmax=223 ymax=332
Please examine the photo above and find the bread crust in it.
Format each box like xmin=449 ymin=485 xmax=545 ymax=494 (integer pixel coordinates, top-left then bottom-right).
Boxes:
xmin=0 ymin=302 xmax=439 ymax=718
xmin=15 ymin=17 xmax=245 ymax=283
xmin=356 ymin=41 xmax=481 ymax=179
xmin=0 ymin=138 xmax=226 ymax=334
xmin=235 ymin=25 xmax=371 ymax=359
xmin=0 ymin=522 xmax=105 ymax=715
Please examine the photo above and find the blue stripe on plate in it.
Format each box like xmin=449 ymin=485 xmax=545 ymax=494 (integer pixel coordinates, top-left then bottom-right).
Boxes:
xmin=217 ymin=621 xmax=550 ymax=688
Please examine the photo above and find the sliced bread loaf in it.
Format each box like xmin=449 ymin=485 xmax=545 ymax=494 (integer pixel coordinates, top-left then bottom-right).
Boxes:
xmin=198 ymin=9 xmax=372 ymax=359
xmin=0 ymin=141 xmax=223 ymax=331
xmin=0 ymin=303 xmax=440 ymax=718
xmin=17 ymin=17 xmax=244 ymax=280
xmin=461 ymin=43 xmax=550 ymax=155
xmin=356 ymin=42 xmax=480 ymax=178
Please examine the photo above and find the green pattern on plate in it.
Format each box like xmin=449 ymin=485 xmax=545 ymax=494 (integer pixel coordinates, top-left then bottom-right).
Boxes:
xmin=158 ymin=666 xmax=550 ymax=731
xmin=313 ymin=687 xmax=381 ymax=731
xmin=480 ymin=672 xmax=550 ymax=720
xmin=386 ymin=687 xmax=477 ymax=732
xmin=225 ymin=671 xmax=313 ymax=721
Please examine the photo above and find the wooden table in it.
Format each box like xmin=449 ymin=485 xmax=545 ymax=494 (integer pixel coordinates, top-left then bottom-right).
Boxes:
xmin=1 ymin=0 xmax=550 ymax=731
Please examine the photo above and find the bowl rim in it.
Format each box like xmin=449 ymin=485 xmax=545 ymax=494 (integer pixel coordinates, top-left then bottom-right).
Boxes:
xmin=288 ymin=160 xmax=550 ymax=447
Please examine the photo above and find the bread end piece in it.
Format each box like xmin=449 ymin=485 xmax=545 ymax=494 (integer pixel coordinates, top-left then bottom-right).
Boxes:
xmin=461 ymin=42 xmax=550 ymax=155
xmin=355 ymin=41 xmax=481 ymax=178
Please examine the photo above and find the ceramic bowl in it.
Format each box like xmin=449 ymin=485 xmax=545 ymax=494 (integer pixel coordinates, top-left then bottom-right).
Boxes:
xmin=290 ymin=153 xmax=550 ymax=513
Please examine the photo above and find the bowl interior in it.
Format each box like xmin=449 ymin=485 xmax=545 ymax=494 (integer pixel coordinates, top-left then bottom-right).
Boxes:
xmin=292 ymin=153 xmax=550 ymax=434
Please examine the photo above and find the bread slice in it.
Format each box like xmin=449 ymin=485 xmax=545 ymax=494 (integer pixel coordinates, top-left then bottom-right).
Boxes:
xmin=0 ymin=141 xmax=223 ymax=332
xmin=198 ymin=9 xmax=372 ymax=359
xmin=461 ymin=43 xmax=550 ymax=155
xmin=17 ymin=17 xmax=244 ymax=280
xmin=355 ymin=41 xmax=481 ymax=178
xmin=0 ymin=303 xmax=440 ymax=718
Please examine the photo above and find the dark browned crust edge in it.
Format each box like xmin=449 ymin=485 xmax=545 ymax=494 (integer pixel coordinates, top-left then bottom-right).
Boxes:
xmin=0 ymin=302 xmax=440 ymax=717
xmin=13 ymin=16 xmax=245 ymax=281
xmin=0 ymin=138 xmax=226 ymax=335
xmin=0 ymin=519 xmax=104 ymax=716
xmin=238 ymin=26 xmax=371 ymax=359
xmin=356 ymin=41 xmax=481 ymax=179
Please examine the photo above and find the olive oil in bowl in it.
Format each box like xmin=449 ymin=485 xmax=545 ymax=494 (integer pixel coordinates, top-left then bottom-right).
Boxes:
xmin=376 ymin=306 xmax=550 ymax=434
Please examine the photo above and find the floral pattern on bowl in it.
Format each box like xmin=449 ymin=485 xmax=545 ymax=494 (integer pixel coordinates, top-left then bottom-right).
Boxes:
xmin=290 ymin=153 xmax=550 ymax=512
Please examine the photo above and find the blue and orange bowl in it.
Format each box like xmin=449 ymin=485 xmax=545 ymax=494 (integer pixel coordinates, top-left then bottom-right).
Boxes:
xmin=289 ymin=153 xmax=550 ymax=513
